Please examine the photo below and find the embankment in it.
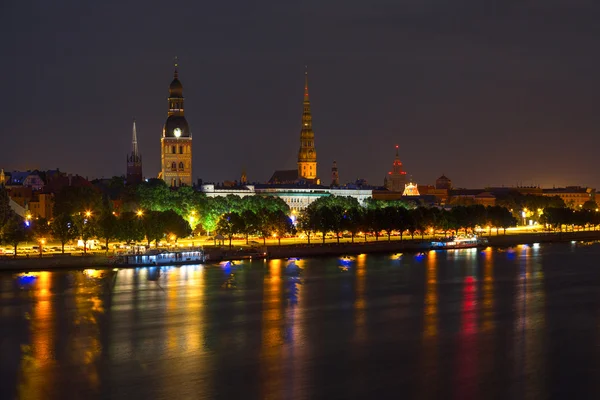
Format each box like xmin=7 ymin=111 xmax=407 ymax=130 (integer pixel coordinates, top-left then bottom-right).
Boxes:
xmin=0 ymin=254 xmax=111 ymax=271
xmin=264 ymin=230 xmax=600 ymax=260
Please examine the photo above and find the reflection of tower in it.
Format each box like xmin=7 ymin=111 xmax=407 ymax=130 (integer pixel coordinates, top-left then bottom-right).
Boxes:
xmin=331 ymin=161 xmax=339 ymax=187
xmin=126 ymin=119 xmax=143 ymax=185
xmin=160 ymin=59 xmax=193 ymax=187
xmin=297 ymin=68 xmax=317 ymax=181
xmin=384 ymin=145 xmax=407 ymax=192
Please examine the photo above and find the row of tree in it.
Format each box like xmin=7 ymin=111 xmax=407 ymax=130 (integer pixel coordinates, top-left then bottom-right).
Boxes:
xmin=53 ymin=179 xmax=291 ymax=235
xmin=0 ymin=207 xmax=192 ymax=256
xmin=296 ymin=197 xmax=518 ymax=243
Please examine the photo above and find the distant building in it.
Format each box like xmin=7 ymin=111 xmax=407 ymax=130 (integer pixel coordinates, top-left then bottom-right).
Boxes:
xmin=449 ymin=189 xmax=496 ymax=207
xmin=418 ymin=185 xmax=449 ymax=204
xmin=542 ymin=186 xmax=595 ymax=208
xmin=402 ymin=181 xmax=420 ymax=196
xmin=269 ymin=170 xmax=299 ymax=185
xmin=160 ymin=60 xmax=193 ymax=187
xmin=126 ymin=119 xmax=143 ymax=185
xmin=383 ymin=145 xmax=407 ymax=192
xmin=435 ymin=174 xmax=452 ymax=190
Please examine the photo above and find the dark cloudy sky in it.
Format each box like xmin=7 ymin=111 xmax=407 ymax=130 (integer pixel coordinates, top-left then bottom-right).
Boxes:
xmin=2 ymin=0 xmax=600 ymax=189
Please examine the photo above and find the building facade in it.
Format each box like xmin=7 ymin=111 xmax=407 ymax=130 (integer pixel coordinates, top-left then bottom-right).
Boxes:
xmin=199 ymin=184 xmax=372 ymax=212
xmin=542 ymin=187 xmax=595 ymax=208
xmin=160 ymin=62 xmax=192 ymax=187
xmin=297 ymin=70 xmax=317 ymax=181
xmin=126 ymin=119 xmax=143 ymax=185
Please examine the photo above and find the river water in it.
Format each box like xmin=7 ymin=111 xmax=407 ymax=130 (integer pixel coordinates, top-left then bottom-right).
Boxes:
xmin=1 ymin=243 xmax=600 ymax=399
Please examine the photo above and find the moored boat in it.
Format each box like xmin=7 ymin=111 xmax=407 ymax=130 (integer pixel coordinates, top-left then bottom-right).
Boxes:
xmin=430 ymin=236 xmax=488 ymax=250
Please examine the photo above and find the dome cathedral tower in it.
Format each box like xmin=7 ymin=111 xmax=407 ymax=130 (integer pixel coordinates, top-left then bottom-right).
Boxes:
xmin=160 ymin=59 xmax=192 ymax=187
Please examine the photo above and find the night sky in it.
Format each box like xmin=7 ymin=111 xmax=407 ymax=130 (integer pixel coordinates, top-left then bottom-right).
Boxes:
xmin=3 ymin=0 xmax=600 ymax=189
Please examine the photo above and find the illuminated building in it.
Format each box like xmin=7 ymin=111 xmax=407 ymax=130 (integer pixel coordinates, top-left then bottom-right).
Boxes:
xmin=160 ymin=60 xmax=192 ymax=187
xmin=383 ymin=145 xmax=407 ymax=192
xmin=402 ymin=181 xmax=420 ymax=196
xmin=200 ymin=183 xmax=372 ymax=212
xmin=297 ymin=69 xmax=318 ymax=181
xmin=126 ymin=119 xmax=143 ymax=185
xmin=331 ymin=161 xmax=339 ymax=187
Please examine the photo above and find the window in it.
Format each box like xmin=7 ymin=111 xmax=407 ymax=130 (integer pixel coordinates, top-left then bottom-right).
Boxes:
xmin=171 ymin=162 xmax=176 ymax=171
xmin=179 ymin=146 xmax=183 ymax=154
xmin=179 ymin=162 xmax=184 ymax=170
xmin=172 ymin=146 xmax=176 ymax=154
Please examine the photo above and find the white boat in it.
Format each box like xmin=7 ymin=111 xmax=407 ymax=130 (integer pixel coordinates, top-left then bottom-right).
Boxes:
xmin=430 ymin=236 xmax=488 ymax=250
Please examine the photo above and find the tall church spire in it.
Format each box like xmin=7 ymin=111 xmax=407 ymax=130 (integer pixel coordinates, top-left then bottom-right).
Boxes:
xmin=174 ymin=56 xmax=179 ymax=79
xmin=297 ymin=67 xmax=317 ymax=181
xmin=132 ymin=119 xmax=139 ymax=156
xmin=127 ymin=118 xmax=143 ymax=185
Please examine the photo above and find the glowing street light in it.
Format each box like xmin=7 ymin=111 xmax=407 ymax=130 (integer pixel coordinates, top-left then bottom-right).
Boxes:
xmin=136 ymin=209 xmax=144 ymax=217
xmin=85 ymin=211 xmax=92 ymax=218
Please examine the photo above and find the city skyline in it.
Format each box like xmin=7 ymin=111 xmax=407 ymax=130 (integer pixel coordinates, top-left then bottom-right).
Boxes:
xmin=3 ymin=1 xmax=600 ymax=189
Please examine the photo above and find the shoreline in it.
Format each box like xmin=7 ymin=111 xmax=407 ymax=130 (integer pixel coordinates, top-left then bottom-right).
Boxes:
xmin=2 ymin=231 xmax=600 ymax=272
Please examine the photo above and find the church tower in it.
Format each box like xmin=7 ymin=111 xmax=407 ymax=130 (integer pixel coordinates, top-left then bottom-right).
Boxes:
xmin=297 ymin=68 xmax=317 ymax=181
xmin=160 ymin=59 xmax=192 ymax=187
xmin=126 ymin=119 xmax=143 ymax=185
xmin=331 ymin=161 xmax=339 ymax=187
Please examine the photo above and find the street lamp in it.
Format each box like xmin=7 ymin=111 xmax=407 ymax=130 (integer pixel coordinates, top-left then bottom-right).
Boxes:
xmin=85 ymin=210 xmax=92 ymax=218
xmin=136 ymin=209 xmax=144 ymax=217
xmin=39 ymin=238 xmax=46 ymax=257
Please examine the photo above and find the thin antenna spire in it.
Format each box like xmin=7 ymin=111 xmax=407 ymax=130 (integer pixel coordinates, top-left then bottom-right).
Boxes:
xmin=304 ymin=65 xmax=309 ymax=101
xmin=132 ymin=119 xmax=139 ymax=156
xmin=395 ymin=144 xmax=399 ymax=157
xmin=174 ymin=56 xmax=179 ymax=79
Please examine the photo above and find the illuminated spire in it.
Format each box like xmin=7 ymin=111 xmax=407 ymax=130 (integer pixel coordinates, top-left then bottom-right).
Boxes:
xmin=132 ymin=119 xmax=139 ymax=156
xmin=174 ymin=56 xmax=179 ymax=79
xmin=395 ymin=144 xmax=399 ymax=158
xmin=297 ymin=66 xmax=317 ymax=180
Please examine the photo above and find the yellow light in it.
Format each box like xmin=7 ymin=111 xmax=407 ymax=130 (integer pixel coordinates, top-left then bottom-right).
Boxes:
xmin=25 ymin=213 xmax=32 ymax=220
xmin=40 ymin=238 xmax=46 ymax=245
xmin=136 ymin=210 xmax=144 ymax=217
xmin=85 ymin=211 xmax=92 ymax=218
xmin=190 ymin=210 xmax=196 ymax=216
xmin=170 ymin=234 xmax=176 ymax=241
xmin=272 ymin=233 xmax=277 ymax=238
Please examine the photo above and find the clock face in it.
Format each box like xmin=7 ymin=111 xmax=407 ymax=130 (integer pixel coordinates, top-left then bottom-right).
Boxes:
xmin=173 ymin=128 xmax=182 ymax=138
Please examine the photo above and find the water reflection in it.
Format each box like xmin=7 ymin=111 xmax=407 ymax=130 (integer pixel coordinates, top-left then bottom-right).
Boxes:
xmin=514 ymin=244 xmax=546 ymax=398
xmin=2 ymin=245 xmax=598 ymax=399
xmin=419 ymin=250 xmax=438 ymax=399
